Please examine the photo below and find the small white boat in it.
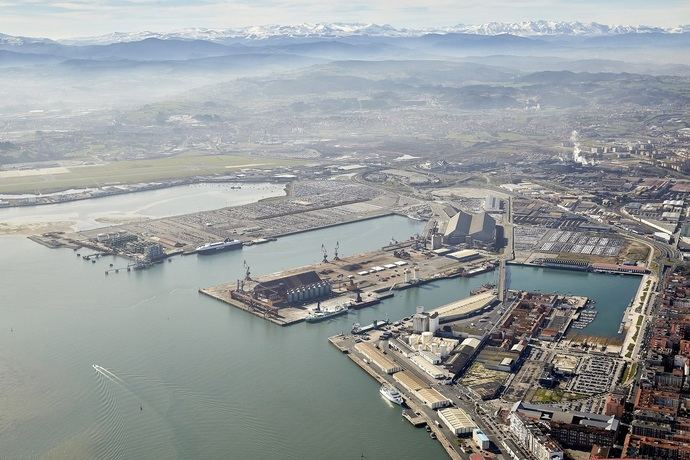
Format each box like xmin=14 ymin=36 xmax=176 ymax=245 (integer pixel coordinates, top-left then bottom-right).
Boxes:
xmin=380 ymin=384 xmax=404 ymax=405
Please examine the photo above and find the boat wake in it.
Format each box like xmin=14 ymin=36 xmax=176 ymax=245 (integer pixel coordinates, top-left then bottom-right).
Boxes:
xmin=92 ymin=364 xmax=125 ymax=386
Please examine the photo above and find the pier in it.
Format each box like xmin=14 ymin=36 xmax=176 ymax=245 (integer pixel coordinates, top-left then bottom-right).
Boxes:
xmin=200 ymin=242 xmax=498 ymax=326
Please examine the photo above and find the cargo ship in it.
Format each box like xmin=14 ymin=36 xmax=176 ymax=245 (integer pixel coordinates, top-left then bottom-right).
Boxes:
xmin=305 ymin=303 xmax=349 ymax=323
xmin=196 ymin=238 xmax=243 ymax=255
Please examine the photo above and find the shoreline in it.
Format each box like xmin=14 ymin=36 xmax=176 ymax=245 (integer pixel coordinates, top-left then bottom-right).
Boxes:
xmin=0 ymin=176 xmax=292 ymax=209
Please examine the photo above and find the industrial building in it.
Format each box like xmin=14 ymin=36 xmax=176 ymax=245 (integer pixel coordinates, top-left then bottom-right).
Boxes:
xmin=412 ymin=306 xmax=440 ymax=333
xmin=143 ymin=243 xmax=165 ymax=262
xmin=446 ymin=249 xmax=481 ymax=262
xmin=393 ymin=370 xmax=427 ymax=393
xmin=430 ymin=291 xmax=497 ymax=322
xmin=443 ymin=211 xmax=496 ymax=246
xmin=252 ymin=270 xmax=331 ymax=307
xmin=485 ymin=195 xmax=504 ymax=213
xmin=415 ymin=387 xmax=452 ymax=409
xmin=354 ymin=343 xmax=401 ymax=374
xmin=438 ymin=407 xmax=477 ymax=435
xmin=410 ymin=354 xmax=450 ymax=379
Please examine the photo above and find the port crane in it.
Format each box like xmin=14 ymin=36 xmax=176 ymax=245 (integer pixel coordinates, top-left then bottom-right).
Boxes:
xmin=334 ymin=241 xmax=341 ymax=261
xmin=321 ymin=243 xmax=329 ymax=263
xmin=243 ymin=260 xmax=251 ymax=280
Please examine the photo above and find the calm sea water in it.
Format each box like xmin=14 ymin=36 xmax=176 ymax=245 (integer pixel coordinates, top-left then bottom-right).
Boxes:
xmin=0 ymin=182 xmax=285 ymax=231
xmin=0 ymin=187 xmax=640 ymax=459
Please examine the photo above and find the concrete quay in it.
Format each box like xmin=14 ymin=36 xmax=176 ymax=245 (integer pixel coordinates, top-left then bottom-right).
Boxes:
xmin=329 ymin=334 xmax=465 ymax=460
xmin=200 ymin=243 xmax=497 ymax=326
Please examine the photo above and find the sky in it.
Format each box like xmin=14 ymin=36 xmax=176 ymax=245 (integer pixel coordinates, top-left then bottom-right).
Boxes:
xmin=1 ymin=0 xmax=689 ymax=39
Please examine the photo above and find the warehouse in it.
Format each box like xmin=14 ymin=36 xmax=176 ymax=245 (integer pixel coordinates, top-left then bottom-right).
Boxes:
xmin=354 ymin=343 xmax=401 ymax=374
xmin=393 ymin=370 xmax=428 ymax=393
xmin=253 ymin=270 xmax=331 ymax=307
xmin=443 ymin=211 xmax=496 ymax=246
xmin=416 ymin=387 xmax=452 ymax=409
xmin=438 ymin=407 xmax=477 ymax=435
xmin=411 ymin=354 xmax=450 ymax=379
xmin=431 ymin=291 xmax=497 ymax=322
xmin=446 ymin=249 xmax=481 ymax=262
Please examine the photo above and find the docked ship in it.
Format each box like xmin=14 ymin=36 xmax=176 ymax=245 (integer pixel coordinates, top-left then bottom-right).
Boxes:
xmin=305 ymin=303 xmax=349 ymax=323
xmin=380 ymin=384 xmax=404 ymax=405
xmin=196 ymin=238 xmax=243 ymax=255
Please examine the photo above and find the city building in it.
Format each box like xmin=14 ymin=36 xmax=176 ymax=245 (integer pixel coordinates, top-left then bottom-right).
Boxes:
xmin=509 ymin=411 xmax=564 ymax=460
xmin=511 ymin=401 xmax=619 ymax=451
xmin=473 ymin=428 xmax=490 ymax=450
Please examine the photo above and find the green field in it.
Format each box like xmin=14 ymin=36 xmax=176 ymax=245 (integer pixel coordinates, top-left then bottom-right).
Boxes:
xmin=0 ymin=154 xmax=298 ymax=194
xmin=530 ymin=388 xmax=588 ymax=404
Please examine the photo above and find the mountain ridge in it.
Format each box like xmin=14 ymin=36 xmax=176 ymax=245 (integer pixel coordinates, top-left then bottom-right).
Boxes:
xmin=51 ymin=21 xmax=690 ymax=45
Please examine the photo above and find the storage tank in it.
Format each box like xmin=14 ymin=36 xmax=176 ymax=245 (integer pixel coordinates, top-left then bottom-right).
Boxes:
xmin=429 ymin=312 xmax=440 ymax=333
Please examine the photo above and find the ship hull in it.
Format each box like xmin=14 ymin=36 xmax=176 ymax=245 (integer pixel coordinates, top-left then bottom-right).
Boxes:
xmin=196 ymin=242 xmax=243 ymax=255
xmin=380 ymin=386 xmax=404 ymax=405
xmin=305 ymin=308 xmax=349 ymax=323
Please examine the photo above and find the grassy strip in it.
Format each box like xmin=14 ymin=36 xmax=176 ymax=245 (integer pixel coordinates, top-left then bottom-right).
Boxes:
xmin=0 ymin=154 xmax=299 ymax=194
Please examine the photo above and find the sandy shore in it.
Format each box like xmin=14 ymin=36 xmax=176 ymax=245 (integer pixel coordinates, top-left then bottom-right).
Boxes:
xmin=0 ymin=221 xmax=75 ymax=236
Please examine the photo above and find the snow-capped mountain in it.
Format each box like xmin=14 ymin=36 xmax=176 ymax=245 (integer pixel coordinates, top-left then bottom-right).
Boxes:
xmin=453 ymin=21 xmax=669 ymax=36
xmin=61 ymin=23 xmax=421 ymax=45
xmin=0 ymin=33 xmax=55 ymax=46
xmin=59 ymin=21 xmax=689 ymax=45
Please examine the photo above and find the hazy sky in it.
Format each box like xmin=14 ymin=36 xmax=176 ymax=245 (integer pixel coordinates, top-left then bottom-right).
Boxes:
xmin=1 ymin=0 xmax=689 ymax=38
